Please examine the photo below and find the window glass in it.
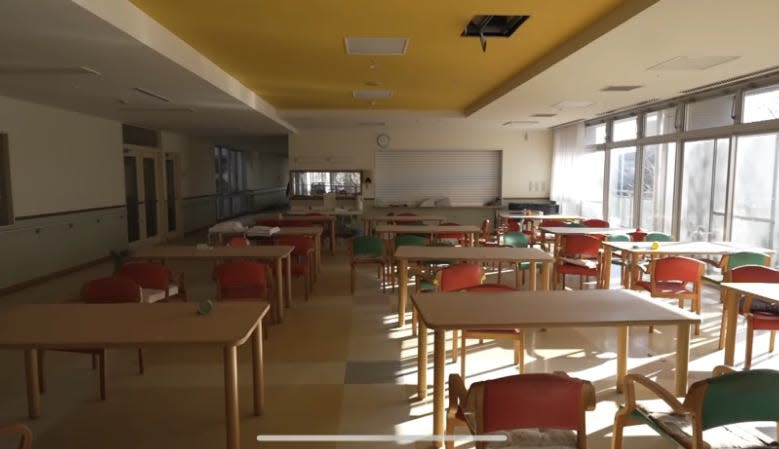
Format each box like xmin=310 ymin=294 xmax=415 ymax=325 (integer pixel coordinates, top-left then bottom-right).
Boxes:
xmin=584 ymin=123 xmax=606 ymax=145
xmin=679 ymin=138 xmax=729 ymax=241
xmin=214 ymin=146 xmax=247 ymax=219
xmin=731 ymin=133 xmax=778 ymax=249
xmin=612 ymin=117 xmax=637 ymax=141
xmin=290 ymin=171 xmax=362 ymax=197
xmin=607 ymin=146 xmax=636 ymax=227
xmin=580 ymin=151 xmax=605 ymax=218
xmin=686 ymin=95 xmax=734 ymax=130
xmin=743 ymin=84 xmax=779 ymax=123
xmin=644 ymin=107 xmax=677 ymax=137
xmin=639 ymin=143 xmax=676 ymax=233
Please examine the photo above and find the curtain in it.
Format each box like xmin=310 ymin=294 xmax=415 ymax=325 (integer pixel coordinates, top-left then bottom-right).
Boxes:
xmin=550 ymin=123 xmax=586 ymax=214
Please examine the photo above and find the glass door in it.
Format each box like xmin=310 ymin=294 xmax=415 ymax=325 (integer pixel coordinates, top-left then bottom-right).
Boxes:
xmin=124 ymin=147 xmax=162 ymax=247
xmin=679 ymin=138 xmax=730 ymax=241
xmin=164 ymin=154 xmax=182 ymax=239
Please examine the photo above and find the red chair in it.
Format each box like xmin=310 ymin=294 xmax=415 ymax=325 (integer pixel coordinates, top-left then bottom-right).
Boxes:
xmin=436 ymin=222 xmax=467 ymax=246
xmin=478 ymin=218 xmax=499 ymax=246
xmin=226 ymin=236 xmax=251 ymax=247
xmin=635 ymin=256 xmax=704 ymax=334
xmin=446 ymin=372 xmax=595 ymax=449
xmin=535 ymin=219 xmax=566 ymax=250
xmin=274 ymin=235 xmax=316 ymax=301
xmin=256 ymin=218 xmax=284 ymax=227
xmin=457 ymin=284 xmax=524 ymax=378
xmin=719 ymin=265 xmax=779 ymax=368
xmin=582 ymin=218 xmax=610 ymax=227
xmin=214 ymin=261 xmax=270 ymax=301
xmin=0 ymin=422 xmax=32 ymax=449
xmin=555 ymin=234 xmax=603 ymax=290
xmin=39 ymin=276 xmax=143 ymax=400
xmin=117 ymin=261 xmax=186 ymax=303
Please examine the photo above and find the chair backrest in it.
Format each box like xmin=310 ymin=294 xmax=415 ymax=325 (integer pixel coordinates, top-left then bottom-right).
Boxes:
xmin=275 ymin=235 xmax=313 ymax=255
xmin=82 ymin=276 xmax=142 ymax=303
xmin=559 ymin=235 xmax=601 ymax=259
xmin=606 ymin=233 xmax=630 ymax=242
xmin=351 ymin=235 xmax=384 ymax=257
xmin=116 ymin=262 xmax=169 ymax=290
xmin=437 ymin=263 xmax=484 ymax=292
xmin=645 ymin=232 xmax=673 ymax=242
xmin=213 ymin=261 xmax=268 ymax=300
xmin=395 ymin=234 xmax=428 ymax=247
xmin=652 ymin=256 xmax=704 ymax=283
xmin=459 ymin=283 xmax=518 ymax=292
xmin=730 ymin=264 xmax=779 ymax=283
xmin=502 ymin=231 xmax=529 ymax=248
xmin=465 ymin=373 xmax=594 ymax=434
xmin=480 ymin=218 xmax=491 ymax=236
xmin=685 ymin=369 xmax=779 ymax=430
xmin=256 ymin=218 xmax=284 ymax=227
xmin=721 ymin=251 xmax=770 ymax=270
xmin=583 ymin=219 xmax=610 ymax=227
xmin=540 ymin=219 xmax=566 ymax=228
xmin=226 ymin=236 xmax=251 ymax=247
xmin=505 ymin=220 xmax=521 ymax=232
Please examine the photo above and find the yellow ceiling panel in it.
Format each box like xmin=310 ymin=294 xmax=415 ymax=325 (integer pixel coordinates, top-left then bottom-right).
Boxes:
xmin=130 ymin=0 xmax=627 ymax=111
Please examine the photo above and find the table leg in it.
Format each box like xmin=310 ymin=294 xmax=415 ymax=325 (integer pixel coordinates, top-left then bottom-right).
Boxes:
xmin=330 ymin=218 xmax=336 ymax=255
xmin=273 ymin=258 xmax=284 ymax=323
xmin=616 ymin=326 xmax=628 ymax=393
xmin=433 ymin=329 xmax=445 ymax=449
xmin=223 ymin=346 xmax=240 ymax=449
xmin=398 ymin=259 xmax=408 ymax=327
xmin=601 ymin=246 xmax=613 ymax=289
xmin=541 ymin=261 xmax=551 ymax=290
xmin=529 ymin=261 xmax=537 ymax=291
xmin=675 ymin=323 xmax=692 ymax=396
xmin=629 ymin=253 xmax=640 ymax=289
xmin=251 ymin=324 xmax=264 ymax=416
xmin=724 ymin=288 xmax=738 ymax=366
xmin=285 ymin=255 xmax=292 ymax=308
xmin=417 ymin=319 xmax=428 ymax=399
xmin=315 ymin=233 xmax=322 ymax=276
xmin=24 ymin=349 xmax=40 ymax=419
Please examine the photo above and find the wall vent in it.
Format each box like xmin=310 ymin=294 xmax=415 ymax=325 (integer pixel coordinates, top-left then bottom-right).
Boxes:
xmin=601 ymin=85 xmax=643 ymax=92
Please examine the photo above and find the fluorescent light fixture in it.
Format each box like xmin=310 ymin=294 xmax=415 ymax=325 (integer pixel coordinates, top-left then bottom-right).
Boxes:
xmin=552 ymin=100 xmax=594 ymax=110
xmin=601 ymin=85 xmax=643 ymax=92
xmin=120 ymin=107 xmax=195 ymax=112
xmin=502 ymin=120 xmax=539 ymax=126
xmin=0 ymin=65 xmax=101 ymax=75
xmin=132 ymin=87 xmax=171 ymax=103
xmin=344 ymin=37 xmax=409 ymax=55
xmin=648 ymin=56 xmax=739 ymax=71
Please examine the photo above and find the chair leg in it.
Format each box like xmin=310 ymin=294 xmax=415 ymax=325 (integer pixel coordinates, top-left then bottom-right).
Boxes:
xmin=98 ymin=349 xmax=107 ymax=401
xmin=460 ymin=334 xmax=467 ymax=379
xmin=137 ymin=348 xmax=144 ymax=375
xmin=515 ymin=335 xmax=524 ymax=373
xmin=745 ymin=316 xmax=755 ymax=370
xmin=412 ymin=307 xmax=418 ymax=337
xmin=770 ymin=330 xmax=776 ymax=353
xmin=718 ymin=306 xmax=727 ymax=350
xmin=611 ymin=410 xmax=628 ymax=449
xmin=451 ymin=330 xmax=458 ymax=363
xmin=38 ymin=350 xmax=46 ymax=394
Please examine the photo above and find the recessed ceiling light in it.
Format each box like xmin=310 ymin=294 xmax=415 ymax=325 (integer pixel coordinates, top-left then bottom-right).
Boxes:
xmin=552 ymin=100 xmax=594 ymax=110
xmin=344 ymin=37 xmax=409 ymax=55
xmin=353 ymin=90 xmax=393 ymax=99
xmin=601 ymin=85 xmax=643 ymax=92
xmin=648 ymin=56 xmax=739 ymax=71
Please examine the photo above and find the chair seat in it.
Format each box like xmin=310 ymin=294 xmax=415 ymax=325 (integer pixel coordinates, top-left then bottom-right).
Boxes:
xmin=558 ymin=257 xmax=598 ymax=270
xmin=141 ymin=284 xmax=180 ymax=303
xmin=482 ymin=428 xmax=577 ymax=449
xmin=557 ymin=263 xmax=598 ymax=276
xmin=633 ymin=400 xmax=778 ymax=449
xmin=752 ymin=312 xmax=779 ymax=330
xmin=634 ymin=280 xmax=691 ymax=295
xmin=703 ymin=274 xmax=724 ymax=284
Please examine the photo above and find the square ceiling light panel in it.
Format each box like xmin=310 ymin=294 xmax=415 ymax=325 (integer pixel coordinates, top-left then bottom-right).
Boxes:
xmin=344 ymin=37 xmax=409 ymax=55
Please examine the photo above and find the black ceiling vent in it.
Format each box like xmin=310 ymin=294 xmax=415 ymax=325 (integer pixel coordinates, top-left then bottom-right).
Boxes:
xmin=462 ymin=15 xmax=529 ymax=52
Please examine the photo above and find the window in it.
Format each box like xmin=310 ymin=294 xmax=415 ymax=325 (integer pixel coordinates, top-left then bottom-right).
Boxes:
xmin=214 ymin=146 xmax=247 ymax=219
xmin=290 ymin=170 xmax=362 ymax=198
xmin=375 ymin=150 xmax=500 ymax=206
xmin=743 ymin=84 xmax=779 ymax=123
xmin=644 ymin=107 xmax=677 ymax=137
xmin=584 ymin=123 xmax=606 ymax=145
xmin=612 ymin=117 xmax=638 ymax=141
xmin=579 ymin=151 xmax=605 ymax=218
xmin=0 ymin=134 xmax=11 ymax=225
xmin=686 ymin=94 xmax=735 ymax=130
xmin=639 ymin=143 xmax=676 ymax=233
xmin=607 ymin=147 xmax=636 ymax=227
xmin=679 ymin=138 xmax=730 ymax=241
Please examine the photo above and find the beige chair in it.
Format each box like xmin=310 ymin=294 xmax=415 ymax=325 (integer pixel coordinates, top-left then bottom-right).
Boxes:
xmin=0 ymin=422 xmax=32 ymax=449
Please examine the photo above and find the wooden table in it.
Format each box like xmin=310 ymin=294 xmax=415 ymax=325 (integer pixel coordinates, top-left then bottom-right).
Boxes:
xmin=412 ymin=289 xmax=699 ymax=448
xmin=128 ymin=245 xmax=293 ymax=323
xmin=362 ymin=215 xmax=446 ymax=235
xmin=281 ymin=215 xmax=337 ymax=255
xmin=248 ymin=226 xmax=324 ymax=276
xmin=499 ymin=213 xmax=581 ymax=233
xmin=601 ymin=241 xmax=775 ymax=289
xmin=374 ymin=224 xmax=481 ymax=247
xmin=0 ymin=302 xmax=268 ymax=449
xmin=720 ymin=282 xmax=779 ymax=366
xmin=394 ymin=245 xmax=553 ymax=326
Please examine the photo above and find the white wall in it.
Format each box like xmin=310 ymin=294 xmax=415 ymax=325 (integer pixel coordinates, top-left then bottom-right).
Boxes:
xmin=0 ymin=95 xmax=123 ymax=217
xmin=160 ymin=131 xmax=215 ymax=198
xmin=288 ymin=127 xmax=553 ymax=198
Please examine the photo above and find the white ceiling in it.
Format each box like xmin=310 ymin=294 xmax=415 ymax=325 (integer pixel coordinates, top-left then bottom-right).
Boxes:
xmin=1 ymin=0 xmax=779 ymax=136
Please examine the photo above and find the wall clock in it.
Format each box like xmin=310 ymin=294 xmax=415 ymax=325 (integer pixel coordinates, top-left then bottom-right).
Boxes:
xmin=376 ymin=133 xmax=390 ymax=148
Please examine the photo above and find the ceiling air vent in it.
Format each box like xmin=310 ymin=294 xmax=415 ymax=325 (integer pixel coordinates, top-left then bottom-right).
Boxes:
xmin=353 ymin=90 xmax=393 ymax=99
xmin=648 ymin=55 xmax=739 ymax=71
xmin=601 ymin=85 xmax=643 ymax=92
xmin=502 ymin=121 xmax=538 ymax=127
xmin=531 ymin=113 xmax=557 ymax=117
xmin=344 ymin=37 xmax=408 ymax=55
xmin=679 ymin=65 xmax=779 ymax=94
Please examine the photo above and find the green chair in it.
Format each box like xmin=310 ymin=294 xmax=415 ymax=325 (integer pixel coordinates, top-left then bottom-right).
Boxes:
xmin=605 ymin=234 xmax=631 ymax=287
xmin=612 ymin=367 xmax=779 ymax=449
xmin=499 ymin=231 xmax=531 ymax=288
xmin=349 ymin=236 xmax=386 ymax=294
xmin=644 ymin=231 xmax=673 ymax=242
xmin=391 ymin=234 xmax=428 ymax=292
xmin=705 ymin=251 xmax=771 ymax=299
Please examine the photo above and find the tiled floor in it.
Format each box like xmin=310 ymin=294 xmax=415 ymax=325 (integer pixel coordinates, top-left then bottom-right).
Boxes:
xmin=0 ymin=234 xmax=777 ymax=449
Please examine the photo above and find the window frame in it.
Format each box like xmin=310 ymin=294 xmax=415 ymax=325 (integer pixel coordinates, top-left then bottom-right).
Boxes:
xmin=289 ymin=169 xmax=363 ymax=199
xmin=0 ymin=134 xmax=12 ymax=226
